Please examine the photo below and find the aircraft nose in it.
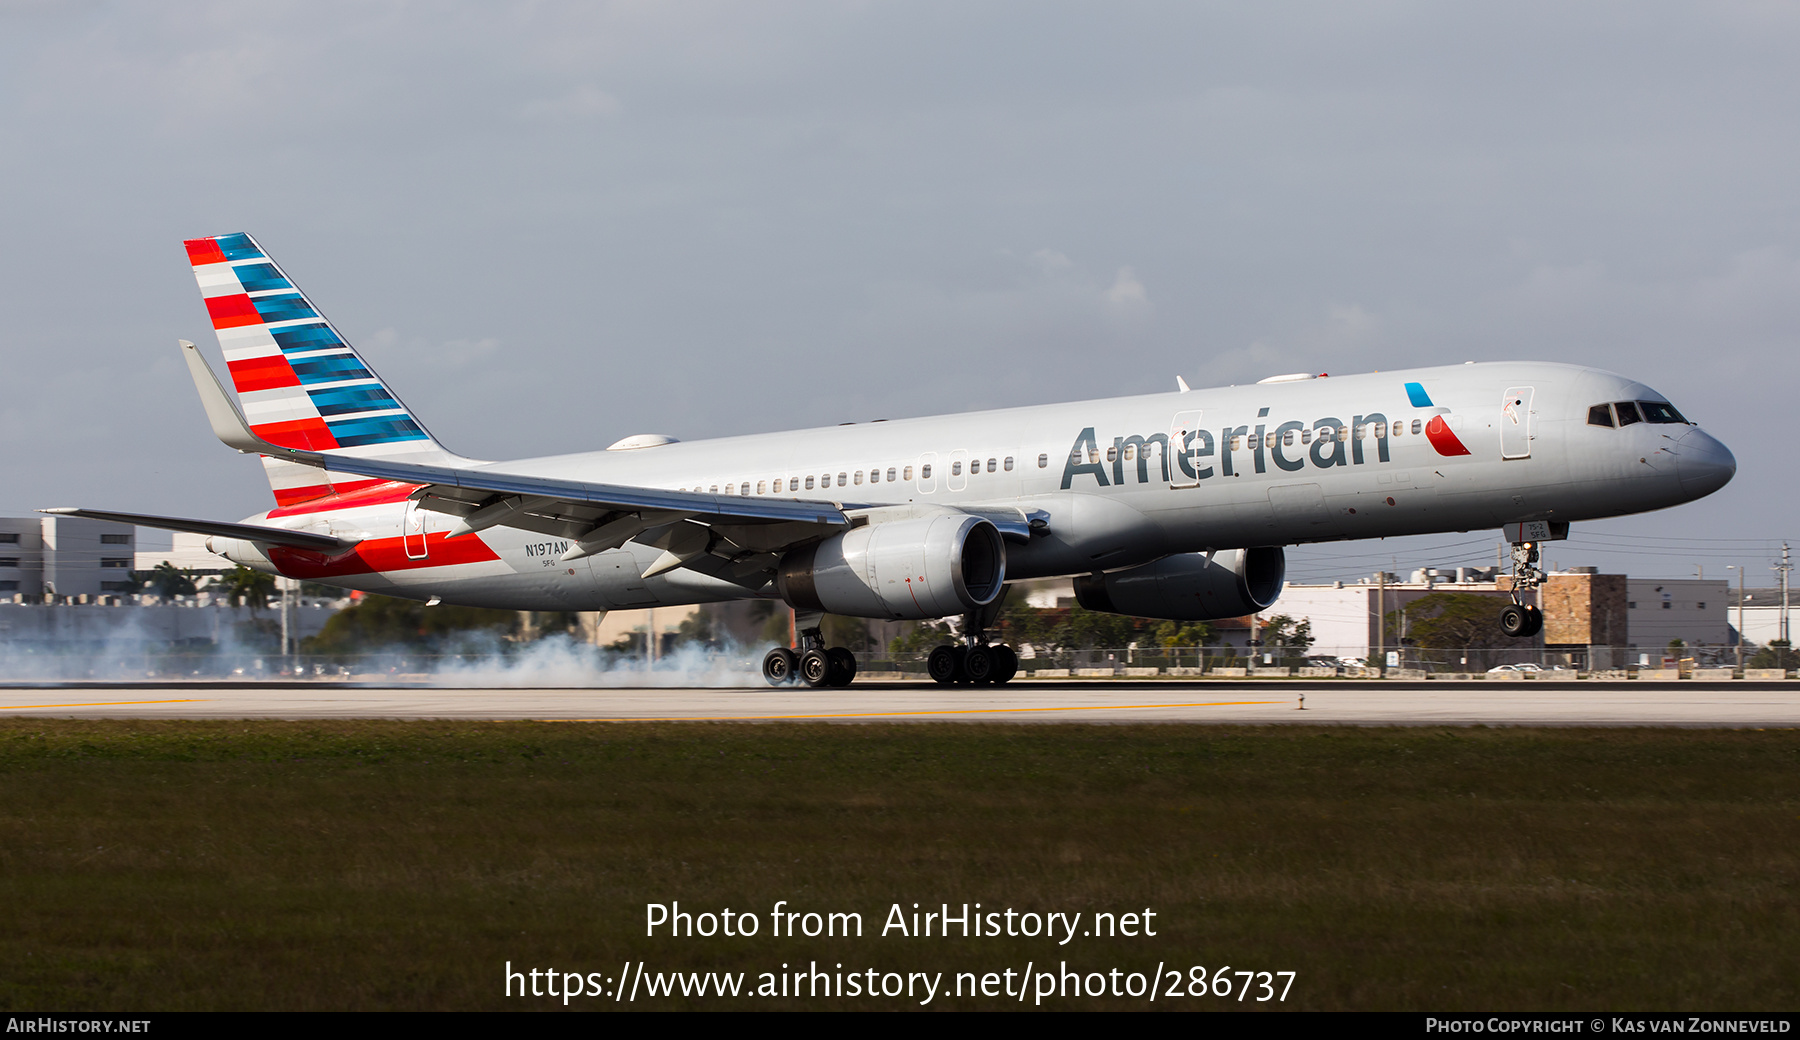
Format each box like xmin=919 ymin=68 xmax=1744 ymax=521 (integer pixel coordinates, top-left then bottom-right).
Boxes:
xmin=1675 ymin=428 xmax=1735 ymax=499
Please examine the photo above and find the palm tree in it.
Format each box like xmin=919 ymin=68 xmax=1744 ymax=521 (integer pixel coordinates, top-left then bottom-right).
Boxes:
xmin=213 ymin=565 xmax=276 ymax=616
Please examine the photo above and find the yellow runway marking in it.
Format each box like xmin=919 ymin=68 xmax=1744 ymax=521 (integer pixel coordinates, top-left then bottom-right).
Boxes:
xmin=571 ymin=699 xmax=1286 ymax=722
xmin=0 ymin=699 xmax=210 ymax=711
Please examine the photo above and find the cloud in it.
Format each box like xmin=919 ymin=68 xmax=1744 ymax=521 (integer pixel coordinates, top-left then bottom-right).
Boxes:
xmin=1104 ymin=266 xmax=1148 ymax=306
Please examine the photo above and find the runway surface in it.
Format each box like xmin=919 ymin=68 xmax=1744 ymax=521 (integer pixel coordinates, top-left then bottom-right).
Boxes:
xmin=0 ymin=679 xmax=1795 ymax=725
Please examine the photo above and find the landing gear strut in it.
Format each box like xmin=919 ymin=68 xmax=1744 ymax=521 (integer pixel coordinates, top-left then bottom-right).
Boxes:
xmin=762 ymin=611 xmax=858 ymax=688
xmin=1500 ymin=540 xmax=1546 ymax=638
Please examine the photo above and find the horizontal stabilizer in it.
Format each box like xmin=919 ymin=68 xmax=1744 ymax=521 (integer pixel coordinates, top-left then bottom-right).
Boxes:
xmin=38 ymin=508 xmax=357 ymax=553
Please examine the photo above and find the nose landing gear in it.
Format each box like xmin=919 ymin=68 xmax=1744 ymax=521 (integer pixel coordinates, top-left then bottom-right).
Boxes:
xmin=1500 ymin=540 xmax=1546 ymax=638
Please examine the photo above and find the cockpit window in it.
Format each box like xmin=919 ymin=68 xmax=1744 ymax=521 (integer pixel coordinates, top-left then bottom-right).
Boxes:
xmin=1638 ymin=401 xmax=1687 ymax=424
xmin=1613 ymin=401 xmax=1643 ymax=426
xmin=1587 ymin=404 xmax=1614 ymax=428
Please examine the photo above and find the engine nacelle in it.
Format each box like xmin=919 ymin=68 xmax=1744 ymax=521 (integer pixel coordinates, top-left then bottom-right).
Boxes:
xmin=1073 ymin=547 xmax=1285 ymax=621
xmin=777 ymin=514 xmax=1006 ymax=620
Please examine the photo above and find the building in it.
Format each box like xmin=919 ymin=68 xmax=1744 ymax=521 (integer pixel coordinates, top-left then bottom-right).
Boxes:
xmin=0 ymin=515 xmax=136 ymax=600
xmin=1625 ymin=578 xmax=1729 ymax=651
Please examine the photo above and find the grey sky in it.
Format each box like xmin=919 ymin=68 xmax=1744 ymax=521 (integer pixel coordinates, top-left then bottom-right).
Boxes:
xmin=1 ymin=2 xmax=1791 ymax=579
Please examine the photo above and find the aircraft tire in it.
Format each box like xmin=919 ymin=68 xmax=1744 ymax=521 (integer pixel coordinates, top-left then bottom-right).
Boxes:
xmin=989 ymin=644 xmax=1018 ymax=684
xmin=762 ymin=647 xmax=799 ymax=686
xmin=826 ymin=646 xmax=857 ymax=687
xmin=927 ymin=644 xmax=963 ymax=685
xmin=1522 ymin=606 xmax=1544 ymax=637
xmin=964 ymin=645 xmax=995 ymax=684
xmin=800 ymin=648 xmax=832 ymax=688
xmin=1499 ymin=604 xmax=1529 ymax=638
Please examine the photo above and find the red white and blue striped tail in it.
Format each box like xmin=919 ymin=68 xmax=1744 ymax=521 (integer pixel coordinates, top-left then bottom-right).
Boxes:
xmin=184 ymin=232 xmax=454 ymax=509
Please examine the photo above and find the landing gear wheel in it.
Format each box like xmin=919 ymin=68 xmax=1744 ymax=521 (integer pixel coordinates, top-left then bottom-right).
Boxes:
xmin=762 ymin=647 xmax=798 ymax=686
xmin=964 ymin=645 xmax=995 ymax=684
xmin=1499 ymin=604 xmax=1530 ymax=638
xmin=927 ymin=644 xmax=964 ymax=685
xmin=800 ymin=648 xmax=832 ymax=688
xmin=989 ymin=644 xmax=1018 ymax=685
xmin=1522 ymin=605 xmax=1544 ymax=637
xmin=826 ymin=647 xmax=857 ymax=687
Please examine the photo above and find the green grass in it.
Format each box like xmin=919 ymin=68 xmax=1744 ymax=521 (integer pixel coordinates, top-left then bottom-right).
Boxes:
xmin=0 ymin=720 xmax=1794 ymax=1010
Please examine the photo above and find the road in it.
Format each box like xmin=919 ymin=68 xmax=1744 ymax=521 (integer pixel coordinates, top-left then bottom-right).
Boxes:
xmin=0 ymin=679 xmax=1795 ymax=725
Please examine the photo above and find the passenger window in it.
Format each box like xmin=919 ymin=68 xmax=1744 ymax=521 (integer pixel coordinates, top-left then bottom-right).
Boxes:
xmin=1374 ymin=422 xmax=1386 ymax=438
xmin=1037 ymin=454 xmax=1048 ymax=468
xmin=1282 ymin=430 xmax=1296 ymax=446
xmin=918 ymin=464 xmax=929 ymax=479
xmin=904 ymin=466 xmax=914 ymax=481
xmin=837 ymin=472 xmax=847 ymax=486
xmin=1229 ymin=436 xmax=1241 ymax=451
xmin=854 ymin=471 xmax=863 ymax=485
xmin=888 ymin=467 xmax=898 ymax=481
xmin=1004 ymin=456 xmax=1014 ymax=471
xmin=951 ymin=461 xmax=962 ymax=476
xmin=1614 ymin=402 xmax=1643 ymax=426
xmin=789 ymin=478 xmax=800 ymax=491
xmin=1300 ymin=428 xmax=1312 ymax=444
xmin=805 ymin=476 xmax=815 ymax=490
xmin=1588 ymin=404 xmax=1614 ymax=428
xmin=709 ymin=485 xmax=718 ymax=494
xmin=757 ymin=481 xmax=766 ymax=494
xmin=1352 ymin=425 xmax=1364 ymax=440
xmin=1339 ymin=426 xmax=1349 ymax=441
xmin=1122 ymin=445 xmax=1135 ymax=461
xmin=987 ymin=458 xmax=997 ymax=472
xmin=1412 ymin=419 xmax=1422 ymax=435
xmin=1106 ymin=447 xmax=1117 ymax=463
xmin=868 ymin=468 xmax=879 ymax=484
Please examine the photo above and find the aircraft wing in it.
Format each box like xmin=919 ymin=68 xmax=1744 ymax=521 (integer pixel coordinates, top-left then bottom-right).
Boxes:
xmin=38 ymin=507 xmax=357 ymax=552
xmin=180 ymin=340 xmax=850 ymax=564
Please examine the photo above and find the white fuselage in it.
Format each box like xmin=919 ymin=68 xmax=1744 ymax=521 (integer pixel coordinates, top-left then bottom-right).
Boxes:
xmin=218 ymin=360 xmax=1734 ymax=615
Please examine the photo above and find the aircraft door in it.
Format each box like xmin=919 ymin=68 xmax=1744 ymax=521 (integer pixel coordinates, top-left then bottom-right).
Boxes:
xmin=1500 ymin=387 xmax=1534 ymax=459
xmin=947 ymin=449 xmax=969 ymax=492
xmin=1169 ymin=410 xmax=1205 ymax=488
xmin=402 ymin=499 xmax=428 ymax=560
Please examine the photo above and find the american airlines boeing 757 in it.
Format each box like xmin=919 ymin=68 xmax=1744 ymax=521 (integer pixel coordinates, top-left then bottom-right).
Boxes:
xmin=48 ymin=233 xmax=1736 ymax=687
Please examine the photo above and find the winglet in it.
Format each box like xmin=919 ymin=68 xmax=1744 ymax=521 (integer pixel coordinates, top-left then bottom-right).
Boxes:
xmin=1176 ymin=375 xmax=1191 ymax=393
xmin=180 ymin=339 xmax=266 ymax=453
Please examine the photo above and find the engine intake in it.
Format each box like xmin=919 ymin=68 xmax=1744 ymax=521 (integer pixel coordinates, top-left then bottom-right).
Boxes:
xmin=778 ymin=514 xmax=1006 ymax=620
xmin=1073 ymin=547 xmax=1284 ymax=621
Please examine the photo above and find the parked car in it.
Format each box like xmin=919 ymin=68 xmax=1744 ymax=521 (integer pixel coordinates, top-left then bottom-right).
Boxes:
xmin=1487 ymin=663 xmax=1543 ymax=674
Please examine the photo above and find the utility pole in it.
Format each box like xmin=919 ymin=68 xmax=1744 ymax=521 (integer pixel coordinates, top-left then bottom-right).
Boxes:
xmin=1779 ymin=543 xmax=1792 ymax=646
xmin=1375 ymin=570 xmax=1386 ymax=675
xmin=1728 ymin=561 xmax=1742 ymax=669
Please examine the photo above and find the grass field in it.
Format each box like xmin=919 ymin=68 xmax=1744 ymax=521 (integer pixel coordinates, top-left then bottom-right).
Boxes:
xmin=0 ymin=719 xmax=1794 ymax=1011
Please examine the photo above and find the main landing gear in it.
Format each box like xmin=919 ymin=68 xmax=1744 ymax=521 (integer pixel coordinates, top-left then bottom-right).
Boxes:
xmin=927 ymin=599 xmax=1019 ymax=686
xmin=1500 ymin=540 xmax=1546 ymax=638
xmin=762 ymin=610 xmax=859 ymax=688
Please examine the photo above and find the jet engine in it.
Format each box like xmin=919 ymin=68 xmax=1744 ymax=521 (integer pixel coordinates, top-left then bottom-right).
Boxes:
xmin=1073 ymin=547 xmax=1285 ymax=621
xmin=777 ymin=514 xmax=1006 ymax=620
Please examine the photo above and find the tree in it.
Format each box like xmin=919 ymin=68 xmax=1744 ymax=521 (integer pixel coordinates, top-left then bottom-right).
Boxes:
xmin=303 ymin=594 xmax=519 ymax=653
xmin=1260 ymin=614 xmax=1314 ymax=668
xmin=143 ymin=562 xmax=198 ymax=600
xmin=1391 ymin=592 xmax=1533 ymax=671
xmin=212 ymin=565 xmax=275 ymax=615
xmin=1749 ymin=639 xmax=1799 ymax=670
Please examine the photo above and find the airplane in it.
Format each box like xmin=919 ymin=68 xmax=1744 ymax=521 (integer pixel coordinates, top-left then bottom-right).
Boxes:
xmin=47 ymin=232 xmax=1737 ymax=688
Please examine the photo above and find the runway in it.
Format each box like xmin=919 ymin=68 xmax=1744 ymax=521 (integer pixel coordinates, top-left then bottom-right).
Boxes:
xmin=0 ymin=679 xmax=1795 ymax=725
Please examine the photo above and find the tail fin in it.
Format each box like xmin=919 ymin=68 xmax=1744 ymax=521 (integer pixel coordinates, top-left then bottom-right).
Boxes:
xmin=184 ymin=232 xmax=455 ymax=508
